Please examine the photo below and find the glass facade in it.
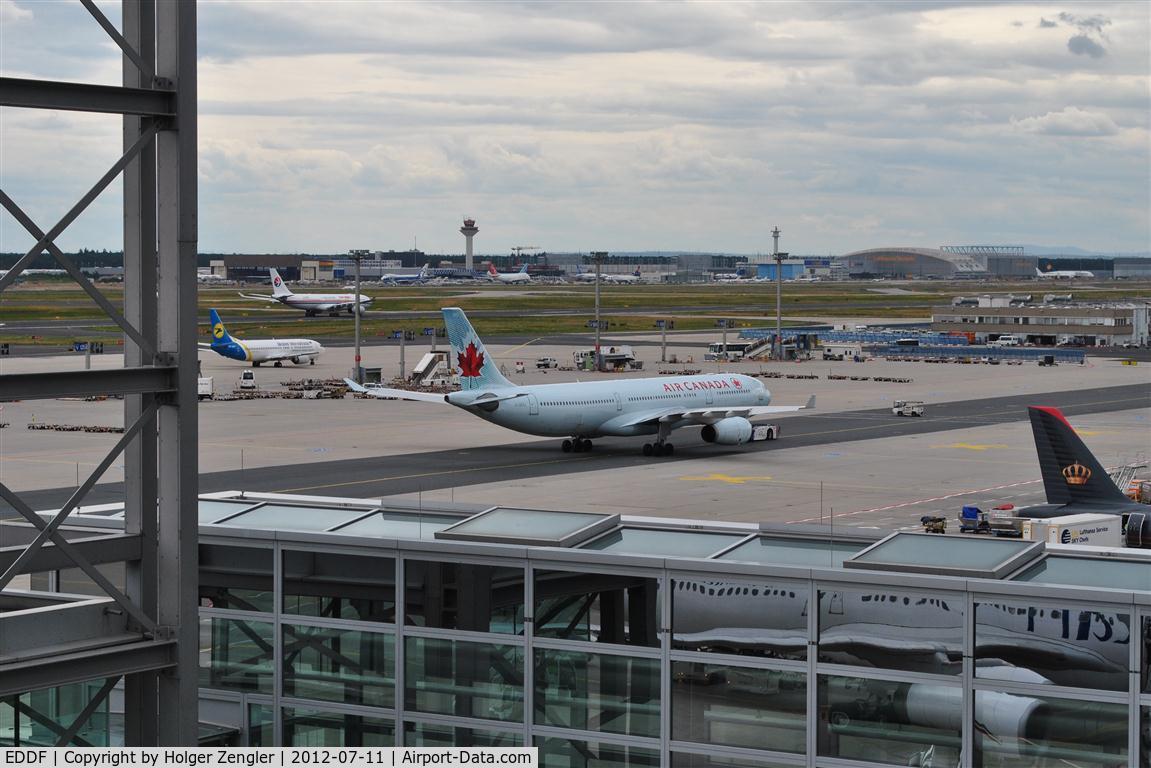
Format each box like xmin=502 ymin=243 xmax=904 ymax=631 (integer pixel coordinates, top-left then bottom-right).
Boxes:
xmin=975 ymin=599 xmax=1130 ymax=691
xmin=404 ymin=721 xmax=523 ymax=747
xmin=200 ymin=617 xmax=274 ymax=694
xmin=184 ymin=529 xmax=1147 ymax=760
xmin=282 ymin=708 xmax=394 ymax=747
xmin=535 ymin=649 xmax=660 ymax=738
xmin=405 ymin=637 xmax=523 ymax=723
xmin=0 ymin=680 xmax=114 ymax=747
xmin=536 ymin=737 xmax=660 ymax=768
xmin=817 ymin=675 xmax=961 ymax=765
xmin=406 ymin=560 xmax=525 ymax=634
xmin=536 ymin=570 xmax=659 ymax=647
xmin=671 ymin=662 xmax=805 ymax=753
xmin=672 ymin=578 xmax=806 ymax=660
xmin=819 ymin=588 xmax=963 ymax=674
xmin=283 ymin=550 xmax=395 ymax=623
xmin=973 ymin=693 xmax=1128 ymax=766
xmin=283 ymin=624 xmax=394 ymax=708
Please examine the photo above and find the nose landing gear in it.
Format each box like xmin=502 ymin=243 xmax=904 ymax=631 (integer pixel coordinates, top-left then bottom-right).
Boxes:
xmin=561 ymin=438 xmax=593 ymax=453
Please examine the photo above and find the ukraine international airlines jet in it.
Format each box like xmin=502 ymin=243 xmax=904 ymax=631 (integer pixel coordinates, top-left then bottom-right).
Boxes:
xmin=201 ymin=309 xmax=323 ymax=367
xmin=346 ymin=307 xmax=813 ymax=455
xmin=240 ymin=268 xmax=372 ymax=316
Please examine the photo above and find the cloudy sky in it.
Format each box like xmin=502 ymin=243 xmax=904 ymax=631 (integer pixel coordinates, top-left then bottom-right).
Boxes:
xmin=1 ymin=1 xmax=1148 ymax=255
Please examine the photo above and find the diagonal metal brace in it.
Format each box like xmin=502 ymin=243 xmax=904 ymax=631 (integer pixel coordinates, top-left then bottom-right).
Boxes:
xmin=0 ymin=190 xmax=156 ymax=358
xmin=81 ymin=0 xmax=153 ymax=81
xmin=55 ymin=676 xmax=122 ymax=746
xmin=0 ymin=122 xmax=159 ymax=293
xmin=0 ymin=485 xmax=157 ymax=633
xmin=0 ymin=402 xmax=156 ymax=591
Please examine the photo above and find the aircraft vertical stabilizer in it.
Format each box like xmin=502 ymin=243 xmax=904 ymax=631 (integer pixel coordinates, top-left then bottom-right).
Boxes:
xmin=1028 ymin=406 xmax=1129 ymax=505
xmin=269 ymin=268 xmax=293 ymax=298
xmin=442 ymin=307 xmax=514 ymax=390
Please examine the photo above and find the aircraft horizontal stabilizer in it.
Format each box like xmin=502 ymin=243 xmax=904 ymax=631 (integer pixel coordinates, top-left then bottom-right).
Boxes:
xmin=238 ymin=292 xmax=280 ymax=302
xmin=343 ymin=379 xmax=447 ymax=403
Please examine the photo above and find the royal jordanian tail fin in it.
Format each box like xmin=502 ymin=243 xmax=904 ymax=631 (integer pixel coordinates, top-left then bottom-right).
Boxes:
xmin=442 ymin=307 xmax=514 ymax=390
xmin=209 ymin=309 xmax=232 ymax=346
xmin=269 ymin=268 xmax=293 ymax=298
xmin=1028 ymin=406 xmax=1129 ymax=506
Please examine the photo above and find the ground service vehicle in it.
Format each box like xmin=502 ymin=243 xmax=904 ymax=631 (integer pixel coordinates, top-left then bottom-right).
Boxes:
xmin=893 ymin=400 xmax=925 ymax=417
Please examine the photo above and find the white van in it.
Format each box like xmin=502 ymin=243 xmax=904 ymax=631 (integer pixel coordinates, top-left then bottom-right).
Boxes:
xmin=990 ymin=335 xmax=1022 ymax=347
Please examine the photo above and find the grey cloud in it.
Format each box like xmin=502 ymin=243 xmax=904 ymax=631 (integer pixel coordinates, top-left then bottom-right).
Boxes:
xmin=1057 ymin=13 xmax=1111 ymax=36
xmin=1038 ymin=18 xmax=1057 ymax=28
xmin=1067 ymin=34 xmax=1106 ymax=58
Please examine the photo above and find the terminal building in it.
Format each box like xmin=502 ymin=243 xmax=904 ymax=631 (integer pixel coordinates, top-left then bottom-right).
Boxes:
xmin=3 ymin=492 xmax=1148 ymax=765
xmin=932 ymin=297 xmax=1151 ymax=346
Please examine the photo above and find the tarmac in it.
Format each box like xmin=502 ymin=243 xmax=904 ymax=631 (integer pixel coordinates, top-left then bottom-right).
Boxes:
xmin=1 ymin=333 xmax=1148 ymax=535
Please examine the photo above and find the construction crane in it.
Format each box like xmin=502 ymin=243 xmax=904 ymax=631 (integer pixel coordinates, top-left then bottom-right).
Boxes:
xmin=511 ymin=246 xmax=541 ymax=261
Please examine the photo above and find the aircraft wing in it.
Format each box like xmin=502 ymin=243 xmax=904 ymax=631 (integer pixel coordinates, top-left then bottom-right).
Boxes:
xmin=613 ymin=395 xmax=815 ymax=429
xmin=238 ymin=292 xmax=281 ymax=303
xmin=344 ymin=379 xmax=447 ymax=403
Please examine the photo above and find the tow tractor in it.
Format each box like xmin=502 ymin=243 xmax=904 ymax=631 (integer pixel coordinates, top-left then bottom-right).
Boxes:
xmin=751 ymin=424 xmax=780 ymax=441
xmin=892 ymin=400 xmax=925 ymax=417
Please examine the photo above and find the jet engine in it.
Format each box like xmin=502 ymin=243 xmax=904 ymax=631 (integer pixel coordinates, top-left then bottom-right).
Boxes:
xmin=700 ymin=417 xmax=753 ymax=445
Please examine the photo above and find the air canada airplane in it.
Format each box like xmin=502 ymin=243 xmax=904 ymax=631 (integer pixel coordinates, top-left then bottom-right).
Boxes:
xmin=201 ymin=309 xmax=323 ymax=367
xmin=346 ymin=307 xmax=813 ymax=455
xmin=240 ymin=268 xmax=372 ymax=316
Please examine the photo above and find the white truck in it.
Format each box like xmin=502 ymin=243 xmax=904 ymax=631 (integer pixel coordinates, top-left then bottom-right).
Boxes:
xmin=573 ymin=345 xmax=638 ymax=370
xmin=197 ymin=377 xmax=214 ymax=400
xmin=751 ymin=424 xmax=780 ymax=441
xmin=892 ymin=400 xmax=925 ymax=417
xmin=1022 ymin=513 xmax=1122 ymax=547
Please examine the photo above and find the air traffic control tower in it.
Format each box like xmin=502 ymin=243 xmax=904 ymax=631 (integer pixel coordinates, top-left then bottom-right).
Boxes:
xmin=459 ymin=217 xmax=479 ymax=272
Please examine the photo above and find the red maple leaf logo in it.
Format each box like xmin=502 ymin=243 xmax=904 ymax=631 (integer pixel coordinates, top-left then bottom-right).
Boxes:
xmin=457 ymin=341 xmax=485 ymax=377
xmin=733 ymin=379 xmax=741 ymax=388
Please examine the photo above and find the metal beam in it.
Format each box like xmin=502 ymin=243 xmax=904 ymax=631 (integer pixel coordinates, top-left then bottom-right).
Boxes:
xmin=0 ymin=77 xmax=173 ymax=117
xmin=0 ymin=367 xmax=175 ymax=401
xmin=55 ymin=676 xmax=121 ymax=746
xmin=0 ymin=641 xmax=175 ymax=698
xmin=0 ymin=534 xmax=141 ymax=575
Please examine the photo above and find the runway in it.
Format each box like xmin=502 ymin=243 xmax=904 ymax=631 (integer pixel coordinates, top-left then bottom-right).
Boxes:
xmin=9 ymin=381 xmax=1147 ymax=514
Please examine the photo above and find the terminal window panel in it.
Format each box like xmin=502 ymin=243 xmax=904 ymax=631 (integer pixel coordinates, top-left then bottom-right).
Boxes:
xmin=974 ymin=600 xmax=1130 ymax=692
xmin=535 ymin=570 xmax=659 ymax=648
xmin=200 ymin=544 xmax=274 ymax=613
xmin=0 ymin=680 xmax=114 ymax=747
xmin=403 ymin=636 xmax=524 ymax=723
xmin=199 ymin=617 xmax=274 ymax=694
xmin=247 ymin=703 xmax=274 ymax=747
xmin=817 ymin=588 xmax=963 ymax=675
xmin=282 ymin=624 xmax=395 ymax=708
xmin=403 ymin=721 xmax=523 ymax=748
xmin=670 ymin=661 xmax=805 ymax=754
xmin=816 ymin=675 xmax=961 ymax=766
xmin=669 ymin=754 xmax=801 ymax=768
xmin=282 ymin=708 xmax=394 ymax=747
xmin=672 ymin=578 xmax=806 ymax=661
xmin=282 ymin=550 xmax=395 ymax=623
xmin=534 ymin=737 xmax=660 ymax=768
xmin=1143 ymin=617 xmax=1151 ymax=695
xmin=972 ymin=694 xmax=1129 ymax=767
xmin=405 ymin=561 xmax=525 ymax=634
xmin=534 ymin=649 xmax=661 ymax=739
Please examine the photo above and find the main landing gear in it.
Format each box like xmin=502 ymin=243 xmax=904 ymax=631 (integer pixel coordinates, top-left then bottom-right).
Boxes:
xmin=642 ymin=441 xmax=674 ymax=457
xmin=562 ymin=438 xmax=593 ymax=453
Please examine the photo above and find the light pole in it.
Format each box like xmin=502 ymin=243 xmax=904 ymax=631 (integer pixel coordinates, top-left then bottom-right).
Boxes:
xmin=351 ymin=251 xmax=365 ymax=383
xmin=771 ymin=227 xmax=783 ymax=360
xmin=592 ymin=251 xmax=606 ymax=371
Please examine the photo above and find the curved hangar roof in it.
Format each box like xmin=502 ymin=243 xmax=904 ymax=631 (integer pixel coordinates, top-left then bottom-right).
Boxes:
xmin=844 ymin=247 xmax=986 ymax=275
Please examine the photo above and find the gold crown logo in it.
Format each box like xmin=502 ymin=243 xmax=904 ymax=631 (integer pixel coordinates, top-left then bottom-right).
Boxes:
xmin=1062 ymin=462 xmax=1091 ymax=485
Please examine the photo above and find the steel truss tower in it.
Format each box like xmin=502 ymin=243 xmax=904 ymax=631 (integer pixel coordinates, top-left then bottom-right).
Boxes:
xmin=0 ymin=0 xmax=198 ymax=744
